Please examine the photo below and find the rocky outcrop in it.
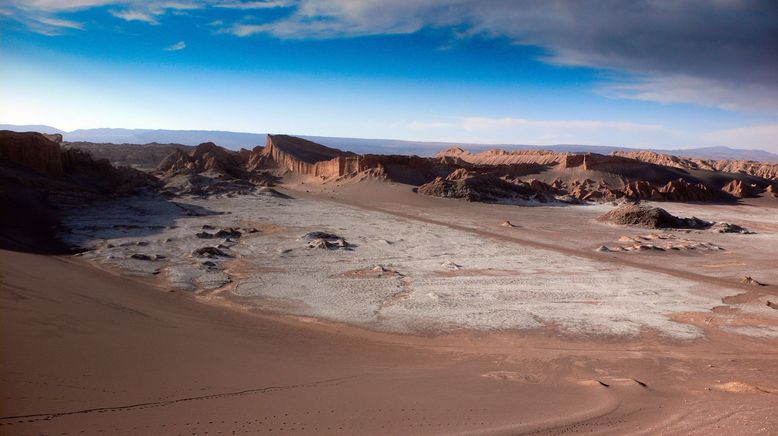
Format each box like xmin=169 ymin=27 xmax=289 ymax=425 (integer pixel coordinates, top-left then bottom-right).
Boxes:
xmin=156 ymin=142 xmax=278 ymax=195
xmin=417 ymin=168 xmax=541 ymax=202
xmin=658 ymin=179 xmax=716 ymax=202
xmin=0 ymin=130 xmax=158 ymax=195
xmin=151 ymin=135 xmax=776 ymax=204
xmin=436 ymin=147 xmax=566 ymax=166
xmin=43 ymin=133 xmax=63 ymax=144
xmin=0 ymin=130 xmax=161 ymax=252
xmin=0 ymin=130 xmax=64 ymax=175
xmin=622 ymin=180 xmax=663 ymax=201
xmin=722 ymin=179 xmax=759 ymax=198
xmin=64 ymin=141 xmax=193 ymax=170
xmin=60 ymin=148 xmax=161 ymax=195
xmin=157 ymin=142 xmax=246 ymax=177
xmin=259 ymin=135 xmax=457 ymax=184
xmin=613 ymin=150 xmax=778 ymax=181
xmin=262 ymin=134 xmax=356 ymax=177
xmin=598 ymin=204 xmax=710 ymax=229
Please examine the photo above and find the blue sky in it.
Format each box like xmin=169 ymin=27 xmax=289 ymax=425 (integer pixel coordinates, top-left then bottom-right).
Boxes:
xmin=2 ymin=1 xmax=777 ymax=151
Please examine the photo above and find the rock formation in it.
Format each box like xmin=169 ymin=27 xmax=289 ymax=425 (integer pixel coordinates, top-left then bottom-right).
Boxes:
xmin=56 ymin=131 xmax=778 ymax=207
xmin=657 ymin=179 xmax=716 ymax=202
xmin=436 ymin=147 xmax=565 ymax=166
xmin=0 ymin=130 xmax=158 ymax=195
xmin=612 ymin=150 xmax=778 ymax=181
xmin=0 ymin=130 xmax=160 ymax=252
xmin=0 ymin=130 xmax=64 ymax=175
xmin=63 ymin=141 xmax=193 ymax=170
xmin=155 ymin=141 xmax=277 ymax=195
xmin=740 ymin=276 xmax=766 ymax=286
xmin=263 ymin=134 xmax=357 ymax=177
xmin=417 ymin=168 xmax=542 ymax=202
xmin=301 ymin=231 xmax=350 ymax=250
xmin=722 ymin=179 xmax=759 ymax=198
xmin=598 ymin=204 xmax=710 ymax=229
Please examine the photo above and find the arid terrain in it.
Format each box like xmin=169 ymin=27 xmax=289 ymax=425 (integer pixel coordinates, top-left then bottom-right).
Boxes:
xmin=2 ymin=130 xmax=778 ymax=434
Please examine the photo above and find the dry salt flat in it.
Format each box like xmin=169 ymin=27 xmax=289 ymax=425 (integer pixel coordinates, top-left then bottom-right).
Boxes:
xmin=60 ymin=191 xmax=743 ymax=339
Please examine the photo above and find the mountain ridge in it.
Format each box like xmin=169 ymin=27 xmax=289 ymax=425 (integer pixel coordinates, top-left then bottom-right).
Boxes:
xmin=2 ymin=124 xmax=776 ymax=163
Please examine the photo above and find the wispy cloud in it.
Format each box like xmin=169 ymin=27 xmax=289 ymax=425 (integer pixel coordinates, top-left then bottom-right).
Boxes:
xmin=601 ymin=75 xmax=778 ymax=113
xmin=163 ymin=40 xmax=186 ymax=51
xmin=148 ymin=1 xmax=203 ymax=14
xmin=215 ymin=1 xmax=292 ymax=10
xmin=11 ymin=0 xmax=113 ymax=11
xmin=12 ymin=7 xmax=87 ymax=35
xmin=33 ymin=15 xmax=84 ymax=30
xmin=228 ymin=23 xmax=268 ymax=37
xmin=110 ymin=9 xmax=158 ymax=24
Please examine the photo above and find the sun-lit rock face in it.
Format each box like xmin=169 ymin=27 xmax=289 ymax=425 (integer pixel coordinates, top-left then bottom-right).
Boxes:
xmin=417 ymin=168 xmax=551 ymax=203
xmin=150 ymin=133 xmax=778 ymax=203
xmin=658 ymin=178 xmax=717 ymax=202
xmin=157 ymin=142 xmax=247 ymax=176
xmin=722 ymin=179 xmax=759 ymax=198
xmin=613 ymin=150 xmax=778 ymax=181
xmin=436 ymin=147 xmax=567 ymax=166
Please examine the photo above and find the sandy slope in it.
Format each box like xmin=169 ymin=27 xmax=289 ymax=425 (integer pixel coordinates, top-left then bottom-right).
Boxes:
xmin=0 ymin=249 xmax=629 ymax=435
xmin=2 ymin=247 xmax=778 ymax=435
xmin=2 ymin=178 xmax=778 ymax=434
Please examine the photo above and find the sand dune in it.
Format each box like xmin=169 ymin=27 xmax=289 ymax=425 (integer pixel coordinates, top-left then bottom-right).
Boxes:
xmin=3 ymin=248 xmax=778 ymax=434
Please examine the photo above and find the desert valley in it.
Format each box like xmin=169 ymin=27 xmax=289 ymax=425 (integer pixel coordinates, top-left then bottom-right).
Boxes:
xmin=1 ymin=129 xmax=777 ymax=434
xmin=3 ymin=1 xmax=778 ymax=434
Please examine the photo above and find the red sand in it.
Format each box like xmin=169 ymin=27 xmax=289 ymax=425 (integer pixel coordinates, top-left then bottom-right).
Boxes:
xmin=2 ymin=247 xmax=778 ymax=434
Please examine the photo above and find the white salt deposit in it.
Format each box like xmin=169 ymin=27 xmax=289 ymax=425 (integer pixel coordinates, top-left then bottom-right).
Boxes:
xmin=60 ymin=192 xmax=736 ymax=339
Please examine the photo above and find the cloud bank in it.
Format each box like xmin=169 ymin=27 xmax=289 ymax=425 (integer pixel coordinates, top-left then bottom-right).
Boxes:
xmin=232 ymin=0 xmax=778 ymax=112
xmin=5 ymin=0 xmax=778 ymax=113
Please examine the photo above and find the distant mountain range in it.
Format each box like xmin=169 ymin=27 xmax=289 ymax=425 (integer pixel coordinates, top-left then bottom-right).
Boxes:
xmin=3 ymin=124 xmax=777 ymax=163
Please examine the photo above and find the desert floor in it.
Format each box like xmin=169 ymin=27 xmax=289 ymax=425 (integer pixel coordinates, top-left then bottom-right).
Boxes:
xmin=2 ymin=182 xmax=778 ymax=434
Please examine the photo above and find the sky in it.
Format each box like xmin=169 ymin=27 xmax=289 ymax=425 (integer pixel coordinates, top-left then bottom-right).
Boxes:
xmin=1 ymin=0 xmax=777 ymax=151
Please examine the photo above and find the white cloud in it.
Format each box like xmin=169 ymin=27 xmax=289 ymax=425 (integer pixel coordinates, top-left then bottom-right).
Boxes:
xmin=163 ymin=40 xmax=186 ymax=51
xmin=16 ymin=11 xmax=87 ymax=35
xmin=601 ymin=75 xmax=778 ymax=113
xmin=11 ymin=0 xmax=114 ymax=11
xmin=228 ymin=23 xmax=269 ymax=37
xmin=33 ymin=15 xmax=84 ymax=29
xmin=148 ymin=1 xmax=202 ymax=14
xmin=109 ymin=8 xmax=158 ymax=24
xmin=707 ymin=124 xmax=778 ymax=152
xmin=215 ymin=1 xmax=292 ymax=9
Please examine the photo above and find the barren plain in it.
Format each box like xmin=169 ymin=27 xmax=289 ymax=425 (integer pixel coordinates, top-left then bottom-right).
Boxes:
xmin=2 ymin=131 xmax=778 ymax=435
